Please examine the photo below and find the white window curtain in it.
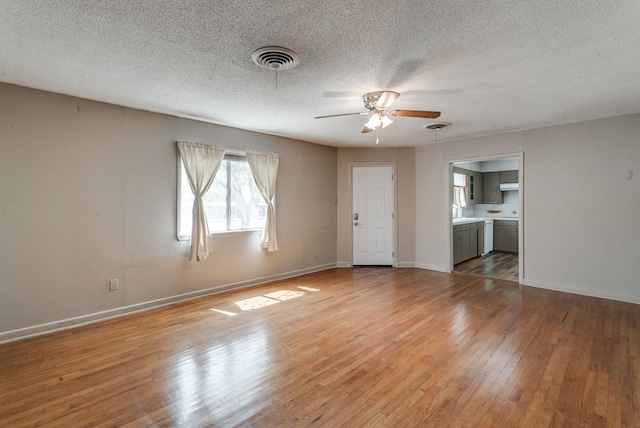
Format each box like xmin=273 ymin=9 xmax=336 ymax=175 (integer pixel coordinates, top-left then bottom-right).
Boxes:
xmin=453 ymin=172 xmax=467 ymax=208
xmin=246 ymin=151 xmax=279 ymax=252
xmin=177 ymin=141 xmax=225 ymax=261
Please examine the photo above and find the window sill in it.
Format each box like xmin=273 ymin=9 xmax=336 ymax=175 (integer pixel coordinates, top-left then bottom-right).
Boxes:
xmin=177 ymin=228 xmax=261 ymax=242
xmin=211 ymin=229 xmax=262 ymax=239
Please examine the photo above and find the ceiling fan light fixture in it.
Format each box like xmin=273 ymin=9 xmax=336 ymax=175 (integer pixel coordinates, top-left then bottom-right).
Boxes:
xmin=380 ymin=115 xmax=393 ymax=128
xmin=365 ymin=112 xmax=382 ymax=130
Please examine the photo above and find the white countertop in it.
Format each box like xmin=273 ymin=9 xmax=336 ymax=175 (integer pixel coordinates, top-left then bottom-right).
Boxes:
xmin=452 ymin=217 xmax=518 ymax=225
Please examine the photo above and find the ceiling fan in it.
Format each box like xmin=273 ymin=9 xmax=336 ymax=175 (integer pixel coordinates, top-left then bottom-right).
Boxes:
xmin=314 ymin=91 xmax=441 ymax=137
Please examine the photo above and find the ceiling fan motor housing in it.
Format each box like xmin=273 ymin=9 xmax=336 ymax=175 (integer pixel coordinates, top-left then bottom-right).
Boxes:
xmin=363 ymin=91 xmax=400 ymax=110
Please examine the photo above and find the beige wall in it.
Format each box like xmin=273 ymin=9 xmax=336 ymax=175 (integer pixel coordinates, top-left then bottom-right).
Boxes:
xmin=3 ymin=80 xmax=640 ymax=340
xmin=415 ymin=133 xmax=523 ymax=271
xmin=0 ymin=83 xmax=338 ymax=339
xmin=415 ymin=114 xmax=640 ymax=303
xmin=336 ymin=147 xmax=416 ymax=266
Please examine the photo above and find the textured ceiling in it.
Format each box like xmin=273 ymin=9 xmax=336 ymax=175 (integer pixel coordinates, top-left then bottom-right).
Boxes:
xmin=2 ymin=1 xmax=640 ymax=147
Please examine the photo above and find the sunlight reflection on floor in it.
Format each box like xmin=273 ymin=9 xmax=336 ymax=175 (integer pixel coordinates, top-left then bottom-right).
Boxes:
xmin=235 ymin=295 xmax=281 ymax=311
xmin=264 ymin=290 xmax=304 ymax=301
xmin=210 ymin=284 xmax=320 ymax=316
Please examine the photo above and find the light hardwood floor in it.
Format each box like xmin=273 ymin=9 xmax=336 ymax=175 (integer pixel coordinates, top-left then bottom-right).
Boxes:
xmin=1 ymin=267 xmax=639 ymax=427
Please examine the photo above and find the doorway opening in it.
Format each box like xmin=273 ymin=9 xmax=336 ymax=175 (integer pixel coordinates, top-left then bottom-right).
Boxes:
xmin=450 ymin=155 xmax=522 ymax=282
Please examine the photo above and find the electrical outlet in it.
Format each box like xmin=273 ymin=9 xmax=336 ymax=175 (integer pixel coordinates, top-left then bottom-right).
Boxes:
xmin=109 ymin=279 xmax=119 ymax=291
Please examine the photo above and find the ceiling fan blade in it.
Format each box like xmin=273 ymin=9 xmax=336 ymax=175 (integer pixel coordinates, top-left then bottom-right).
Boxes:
xmin=390 ymin=110 xmax=441 ymax=119
xmin=376 ymin=91 xmax=401 ymax=109
xmin=362 ymin=126 xmax=374 ymax=134
xmin=314 ymin=112 xmax=369 ymax=119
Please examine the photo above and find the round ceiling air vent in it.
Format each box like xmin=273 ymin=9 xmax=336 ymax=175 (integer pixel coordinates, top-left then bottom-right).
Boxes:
xmin=252 ymin=46 xmax=300 ymax=70
xmin=425 ymin=123 xmax=450 ymax=130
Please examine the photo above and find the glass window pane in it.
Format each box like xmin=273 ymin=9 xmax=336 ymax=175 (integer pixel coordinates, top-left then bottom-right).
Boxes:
xmin=204 ymin=161 xmax=228 ymax=232
xmin=229 ymin=160 xmax=265 ymax=230
xmin=179 ymin=156 xmax=267 ymax=236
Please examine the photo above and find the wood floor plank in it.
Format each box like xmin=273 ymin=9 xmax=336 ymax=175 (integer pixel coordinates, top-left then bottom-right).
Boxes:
xmin=1 ymin=267 xmax=640 ymax=427
xmin=455 ymin=251 xmax=519 ymax=282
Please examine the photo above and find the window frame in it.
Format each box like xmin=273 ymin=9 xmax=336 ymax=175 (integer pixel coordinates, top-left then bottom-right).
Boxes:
xmin=176 ymin=151 xmax=265 ymax=241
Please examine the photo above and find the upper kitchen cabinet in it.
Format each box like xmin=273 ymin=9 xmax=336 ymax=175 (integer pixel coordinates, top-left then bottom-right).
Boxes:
xmin=499 ymin=170 xmax=519 ymax=183
xmin=483 ymin=172 xmax=503 ymax=204
xmin=453 ymin=167 xmax=483 ymax=205
xmin=468 ymin=171 xmax=483 ymax=205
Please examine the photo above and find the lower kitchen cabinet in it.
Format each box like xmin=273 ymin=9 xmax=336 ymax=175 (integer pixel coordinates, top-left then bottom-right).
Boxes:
xmin=494 ymin=220 xmax=518 ymax=252
xmin=470 ymin=225 xmax=478 ymax=259
xmin=453 ymin=225 xmax=469 ymax=264
xmin=453 ymin=221 xmax=484 ymax=265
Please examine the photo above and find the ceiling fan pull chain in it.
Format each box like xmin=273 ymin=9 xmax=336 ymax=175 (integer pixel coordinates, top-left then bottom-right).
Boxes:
xmin=376 ymin=126 xmax=380 ymax=145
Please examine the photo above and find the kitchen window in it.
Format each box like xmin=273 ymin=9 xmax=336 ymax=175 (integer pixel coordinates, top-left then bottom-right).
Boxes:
xmin=453 ymin=172 xmax=467 ymax=208
xmin=177 ymin=154 xmax=267 ymax=240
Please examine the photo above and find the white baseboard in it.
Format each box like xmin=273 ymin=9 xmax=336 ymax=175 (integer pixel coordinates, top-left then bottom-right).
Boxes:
xmin=414 ymin=263 xmax=449 ymax=273
xmin=0 ymin=263 xmax=338 ymax=344
xmin=337 ymin=262 xmax=418 ymax=268
xmin=522 ymin=278 xmax=640 ymax=305
xmin=395 ymin=262 xmax=415 ymax=268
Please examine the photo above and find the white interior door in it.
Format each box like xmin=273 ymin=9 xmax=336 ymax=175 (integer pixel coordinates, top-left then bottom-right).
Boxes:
xmin=352 ymin=166 xmax=394 ymax=266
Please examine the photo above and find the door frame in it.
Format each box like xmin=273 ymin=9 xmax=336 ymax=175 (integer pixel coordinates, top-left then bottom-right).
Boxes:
xmin=347 ymin=162 xmax=398 ymax=267
xmin=447 ymin=152 xmax=524 ymax=284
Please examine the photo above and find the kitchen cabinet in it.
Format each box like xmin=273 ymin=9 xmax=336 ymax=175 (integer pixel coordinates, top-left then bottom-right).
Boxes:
xmin=483 ymin=172 xmax=503 ymax=204
xmin=468 ymin=171 xmax=483 ymax=204
xmin=499 ymin=170 xmax=519 ymax=183
xmin=453 ymin=224 xmax=470 ymax=264
xmin=470 ymin=224 xmax=477 ymax=259
xmin=453 ymin=226 xmax=462 ymax=264
xmin=453 ymin=221 xmax=484 ymax=264
xmin=494 ymin=220 xmax=518 ymax=252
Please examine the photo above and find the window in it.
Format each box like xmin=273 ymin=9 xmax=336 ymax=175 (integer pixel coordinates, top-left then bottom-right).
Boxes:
xmin=178 ymin=154 xmax=267 ymax=239
xmin=453 ymin=172 xmax=468 ymax=213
